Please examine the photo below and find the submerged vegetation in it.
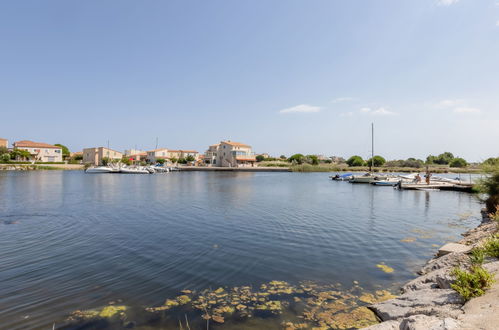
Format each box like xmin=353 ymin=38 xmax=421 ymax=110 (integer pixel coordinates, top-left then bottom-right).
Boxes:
xmin=64 ymin=280 xmax=398 ymax=329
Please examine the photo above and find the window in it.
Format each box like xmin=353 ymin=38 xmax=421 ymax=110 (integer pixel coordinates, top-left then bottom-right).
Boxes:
xmin=55 ymin=150 xmax=61 ymax=153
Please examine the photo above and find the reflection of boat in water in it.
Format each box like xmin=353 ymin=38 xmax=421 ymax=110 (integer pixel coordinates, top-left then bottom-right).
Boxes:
xmin=349 ymin=173 xmax=388 ymax=183
xmin=330 ymin=173 xmax=353 ymax=181
xmin=85 ymin=166 xmax=119 ymax=173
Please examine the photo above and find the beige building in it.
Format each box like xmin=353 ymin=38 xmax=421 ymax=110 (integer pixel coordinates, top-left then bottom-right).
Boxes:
xmin=83 ymin=147 xmax=123 ymax=165
xmin=204 ymin=140 xmax=256 ymax=167
xmin=13 ymin=140 xmax=63 ymax=162
xmin=146 ymin=148 xmax=169 ymax=163
xmin=0 ymin=138 xmax=8 ymax=149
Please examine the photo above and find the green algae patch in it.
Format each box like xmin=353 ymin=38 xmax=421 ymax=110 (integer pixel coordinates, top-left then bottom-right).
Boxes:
xmin=176 ymin=295 xmax=191 ymax=305
xmin=99 ymin=305 xmax=126 ymax=318
xmin=328 ymin=307 xmax=379 ymax=329
xmin=400 ymin=237 xmax=417 ymax=243
xmin=376 ymin=263 xmax=395 ymax=273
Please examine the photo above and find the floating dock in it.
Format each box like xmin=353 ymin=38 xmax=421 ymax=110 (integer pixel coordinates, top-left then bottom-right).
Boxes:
xmin=399 ymin=182 xmax=474 ymax=192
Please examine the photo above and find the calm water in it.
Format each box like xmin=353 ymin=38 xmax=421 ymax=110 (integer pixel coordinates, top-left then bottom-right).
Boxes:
xmin=0 ymin=171 xmax=482 ymax=329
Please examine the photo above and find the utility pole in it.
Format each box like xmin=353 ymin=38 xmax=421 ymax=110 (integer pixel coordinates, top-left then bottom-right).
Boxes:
xmin=155 ymin=137 xmax=158 ymax=150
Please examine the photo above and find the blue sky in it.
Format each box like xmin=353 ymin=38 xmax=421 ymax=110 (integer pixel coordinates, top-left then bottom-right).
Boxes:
xmin=1 ymin=0 xmax=498 ymax=161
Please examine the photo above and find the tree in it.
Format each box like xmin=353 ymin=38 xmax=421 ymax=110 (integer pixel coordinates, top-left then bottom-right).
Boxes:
xmin=0 ymin=146 xmax=8 ymax=155
xmin=185 ymin=155 xmax=195 ymax=162
xmin=450 ymin=157 xmax=468 ymax=168
xmin=256 ymin=155 xmax=265 ymax=162
xmin=170 ymin=157 xmax=178 ymax=163
xmin=121 ymin=157 xmax=132 ymax=166
xmin=426 ymin=155 xmax=437 ymax=164
xmin=366 ymin=155 xmax=386 ymax=167
xmin=280 ymin=155 xmax=287 ymax=160
xmin=288 ymin=154 xmax=305 ymax=164
xmin=101 ymin=157 xmax=110 ymax=166
xmin=10 ymin=148 xmax=32 ymax=161
xmin=346 ymin=155 xmax=365 ymax=167
xmin=435 ymin=152 xmax=455 ymax=165
xmin=178 ymin=157 xmax=187 ymax=164
xmin=54 ymin=144 xmax=70 ymax=159
xmin=483 ymin=157 xmax=499 ymax=166
xmin=156 ymin=158 xmax=165 ymax=164
xmin=306 ymin=155 xmax=319 ymax=165
xmin=1 ymin=153 xmax=10 ymax=162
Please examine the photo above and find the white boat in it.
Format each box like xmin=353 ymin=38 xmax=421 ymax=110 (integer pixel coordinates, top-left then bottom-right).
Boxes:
xmin=85 ymin=166 xmax=119 ymax=173
xmin=371 ymin=178 xmax=401 ymax=186
xmin=120 ymin=166 xmax=150 ymax=174
xmin=349 ymin=173 xmax=388 ymax=183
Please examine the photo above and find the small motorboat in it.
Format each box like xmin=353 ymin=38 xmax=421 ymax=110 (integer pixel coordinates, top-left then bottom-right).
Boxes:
xmin=371 ymin=178 xmax=401 ymax=186
xmin=330 ymin=173 xmax=353 ymax=181
xmin=85 ymin=166 xmax=119 ymax=174
xmin=120 ymin=166 xmax=150 ymax=174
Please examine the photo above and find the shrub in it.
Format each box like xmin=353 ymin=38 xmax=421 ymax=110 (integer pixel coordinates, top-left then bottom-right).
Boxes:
xmin=451 ymin=266 xmax=494 ymax=300
xmin=483 ymin=235 xmax=499 ymax=258
xmin=483 ymin=157 xmax=499 ymax=166
xmin=256 ymin=155 xmax=265 ymax=162
xmin=306 ymin=155 xmax=319 ymax=165
xmin=346 ymin=155 xmax=365 ymax=167
xmin=366 ymin=155 xmax=386 ymax=167
xmin=477 ymin=165 xmax=499 ymax=213
xmin=469 ymin=248 xmax=485 ymax=265
xmin=450 ymin=157 xmax=468 ymax=168
xmin=288 ymin=154 xmax=305 ymax=164
xmin=156 ymin=159 xmax=165 ymax=164
xmin=1 ymin=153 xmax=10 ymax=162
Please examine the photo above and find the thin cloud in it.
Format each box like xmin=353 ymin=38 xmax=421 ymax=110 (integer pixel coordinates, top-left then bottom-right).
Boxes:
xmin=358 ymin=107 xmax=397 ymax=116
xmin=331 ymin=97 xmax=354 ymax=103
xmin=454 ymin=107 xmax=481 ymax=114
xmin=339 ymin=111 xmax=354 ymax=117
xmin=436 ymin=99 xmax=464 ymax=108
xmin=279 ymin=104 xmax=322 ymax=114
xmin=437 ymin=0 xmax=458 ymax=6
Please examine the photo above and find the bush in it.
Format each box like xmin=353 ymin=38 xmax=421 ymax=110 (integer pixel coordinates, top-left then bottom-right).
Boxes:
xmin=469 ymin=248 xmax=485 ymax=265
xmin=477 ymin=165 xmax=499 ymax=213
xmin=306 ymin=155 xmax=319 ymax=165
xmin=483 ymin=235 xmax=499 ymax=258
xmin=346 ymin=155 xmax=365 ymax=167
xmin=1 ymin=153 xmax=10 ymax=162
xmin=451 ymin=266 xmax=494 ymax=300
xmin=483 ymin=157 xmax=499 ymax=166
xmin=450 ymin=157 xmax=468 ymax=168
xmin=366 ymin=155 xmax=386 ymax=167
xmin=256 ymin=155 xmax=265 ymax=162
xmin=288 ymin=154 xmax=305 ymax=164
xmin=156 ymin=158 xmax=165 ymax=164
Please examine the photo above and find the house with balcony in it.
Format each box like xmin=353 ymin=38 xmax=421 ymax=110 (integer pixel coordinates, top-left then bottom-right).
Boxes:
xmin=204 ymin=140 xmax=256 ymax=167
xmin=146 ymin=148 xmax=169 ymax=163
xmin=83 ymin=147 xmax=123 ymax=165
xmin=12 ymin=140 xmax=63 ymax=162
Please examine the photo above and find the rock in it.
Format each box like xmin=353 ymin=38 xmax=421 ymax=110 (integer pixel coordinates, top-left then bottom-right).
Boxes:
xmin=403 ymin=268 xmax=449 ymax=292
xmin=438 ymin=243 xmax=471 ymax=257
xmin=399 ymin=315 xmax=461 ymax=330
xmin=458 ymin=221 xmax=498 ymax=247
xmin=363 ymin=320 xmax=400 ymax=329
xmin=419 ymin=253 xmax=470 ymax=275
xmin=370 ymin=289 xmax=464 ymax=321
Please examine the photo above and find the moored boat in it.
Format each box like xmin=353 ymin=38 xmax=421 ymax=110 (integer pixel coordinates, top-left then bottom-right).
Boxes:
xmin=85 ymin=166 xmax=119 ymax=174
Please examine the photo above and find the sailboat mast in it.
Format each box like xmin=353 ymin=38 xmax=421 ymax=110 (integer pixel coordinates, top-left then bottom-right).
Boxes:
xmin=371 ymin=123 xmax=374 ymax=171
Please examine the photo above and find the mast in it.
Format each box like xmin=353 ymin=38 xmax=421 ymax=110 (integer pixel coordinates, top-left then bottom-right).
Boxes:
xmin=371 ymin=123 xmax=374 ymax=171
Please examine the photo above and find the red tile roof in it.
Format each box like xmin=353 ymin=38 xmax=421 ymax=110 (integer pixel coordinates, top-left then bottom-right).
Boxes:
xmin=14 ymin=140 xmax=60 ymax=149
xmin=222 ymin=141 xmax=251 ymax=147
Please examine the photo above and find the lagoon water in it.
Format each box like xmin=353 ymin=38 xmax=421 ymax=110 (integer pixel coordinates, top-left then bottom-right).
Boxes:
xmin=0 ymin=171 xmax=482 ymax=329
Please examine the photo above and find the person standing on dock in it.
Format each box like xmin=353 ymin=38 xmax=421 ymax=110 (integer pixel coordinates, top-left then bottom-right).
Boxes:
xmin=425 ymin=169 xmax=432 ymax=185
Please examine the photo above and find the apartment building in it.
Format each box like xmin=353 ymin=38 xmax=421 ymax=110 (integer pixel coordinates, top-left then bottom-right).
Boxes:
xmin=83 ymin=147 xmax=123 ymax=165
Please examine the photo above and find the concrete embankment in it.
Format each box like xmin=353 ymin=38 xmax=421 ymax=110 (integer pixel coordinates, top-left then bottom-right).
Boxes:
xmin=0 ymin=164 xmax=85 ymax=170
xmin=365 ymin=211 xmax=498 ymax=330
xmin=179 ymin=166 xmax=291 ymax=172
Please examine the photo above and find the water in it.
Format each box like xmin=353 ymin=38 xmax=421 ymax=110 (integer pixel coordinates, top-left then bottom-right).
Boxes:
xmin=0 ymin=171 xmax=482 ymax=329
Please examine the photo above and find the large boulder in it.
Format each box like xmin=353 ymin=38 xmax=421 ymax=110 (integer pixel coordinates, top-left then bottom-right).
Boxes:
xmin=370 ymin=289 xmax=464 ymax=321
xmin=419 ymin=253 xmax=469 ymax=275
xmin=399 ymin=315 xmax=461 ymax=330
xmin=403 ymin=268 xmax=454 ymax=293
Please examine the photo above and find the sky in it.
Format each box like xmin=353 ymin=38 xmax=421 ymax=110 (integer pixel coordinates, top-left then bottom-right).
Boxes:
xmin=0 ymin=0 xmax=498 ymax=162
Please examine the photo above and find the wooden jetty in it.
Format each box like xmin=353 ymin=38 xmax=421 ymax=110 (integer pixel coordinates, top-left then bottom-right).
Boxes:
xmin=398 ymin=182 xmax=474 ymax=193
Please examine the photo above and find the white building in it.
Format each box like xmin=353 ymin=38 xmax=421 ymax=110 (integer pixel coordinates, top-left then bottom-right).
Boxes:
xmin=13 ymin=140 xmax=63 ymax=162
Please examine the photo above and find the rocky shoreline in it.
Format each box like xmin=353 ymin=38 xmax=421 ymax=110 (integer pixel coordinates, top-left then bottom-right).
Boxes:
xmin=364 ymin=210 xmax=498 ymax=330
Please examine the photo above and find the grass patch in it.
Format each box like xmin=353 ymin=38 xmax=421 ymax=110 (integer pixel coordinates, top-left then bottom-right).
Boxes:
xmin=483 ymin=234 xmax=499 ymax=258
xmin=451 ymin=266 xmax=494 ymax=300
